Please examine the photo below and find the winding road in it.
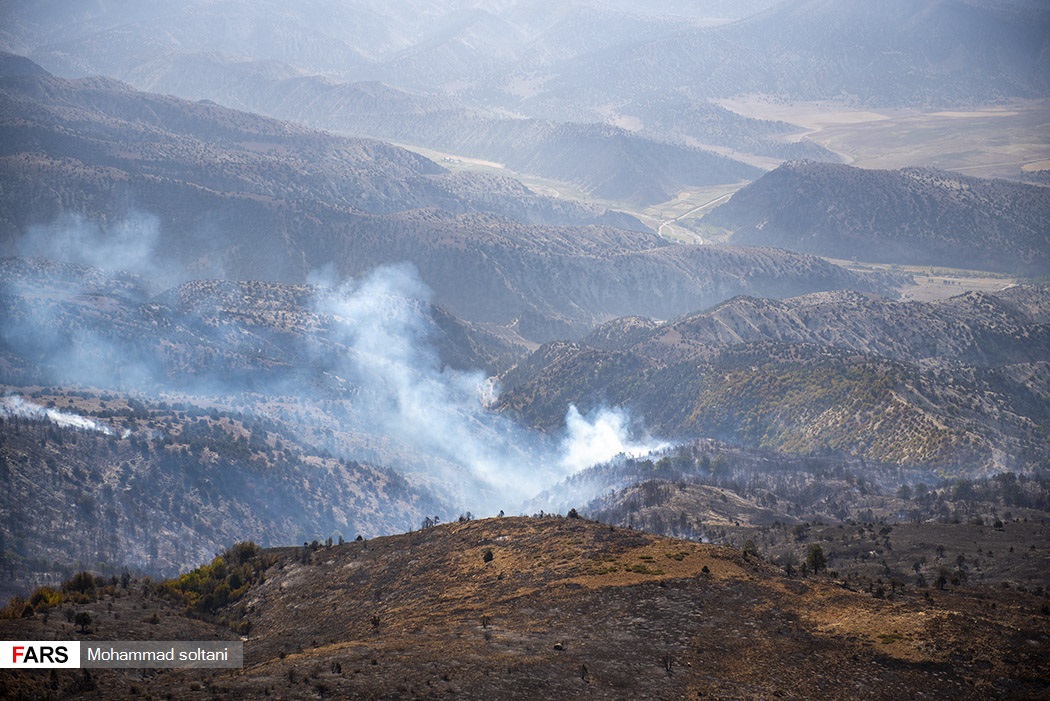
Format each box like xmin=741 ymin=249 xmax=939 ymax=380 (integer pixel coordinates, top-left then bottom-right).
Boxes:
xmin=657 ymin=192 xmax=733 ymax=242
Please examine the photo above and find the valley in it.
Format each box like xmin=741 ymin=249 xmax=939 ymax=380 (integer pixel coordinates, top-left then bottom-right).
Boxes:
xmin=0 ymin=1 xmax=1048 ymax=698
xmin=389 ymin=97 xmax=1050 ymax=256
xmin=827 ymin=260 xmax=1018 ymax=303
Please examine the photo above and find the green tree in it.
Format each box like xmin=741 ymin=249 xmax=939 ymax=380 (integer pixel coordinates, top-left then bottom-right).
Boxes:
xmin=805 ymin=544 xmax=827 ymax=574
xmin=65 ymin=571 xmax=96 ymax=595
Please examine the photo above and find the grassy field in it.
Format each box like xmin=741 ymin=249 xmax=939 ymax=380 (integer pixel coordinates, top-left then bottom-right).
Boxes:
xmin=822 ymin=258 xmax=1019 ymax=301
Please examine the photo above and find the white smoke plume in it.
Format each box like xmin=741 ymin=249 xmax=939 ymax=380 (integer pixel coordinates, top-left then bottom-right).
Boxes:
xmin=0 ymin=395 xmax=114 ymax=436
xmin=315 ymin=263 xmax=670 ymax=513
xmin=559 ymin=404 xmax=670 ymax=475
xmin=4 ymin=239 xmax=670 ymax=516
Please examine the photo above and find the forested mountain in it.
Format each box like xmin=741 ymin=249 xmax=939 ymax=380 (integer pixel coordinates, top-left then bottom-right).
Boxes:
xmin=497 ymin=286 xmax=1050 ymax=476
xmin=0 ymin=397 xmax=443 ymax=602
xmin=704 ymin=162 xmax=1050 ymax=275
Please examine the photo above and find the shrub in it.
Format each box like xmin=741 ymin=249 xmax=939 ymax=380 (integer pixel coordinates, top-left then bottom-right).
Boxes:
xmin=29 ymin=586 xmax=62 ymax=610
xmin=0 ymin=597 xmax=27 ymax=620
xmin=160 ymin=541 xmax=271 ymax=616
xmin=64 ymin=572 xmax=97 ymax=595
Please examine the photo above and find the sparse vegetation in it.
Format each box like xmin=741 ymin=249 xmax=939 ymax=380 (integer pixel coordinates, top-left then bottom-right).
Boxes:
xmin=500 ymin=285 xmax=1050 ymax=476
xmin=6 ymin=517 xmax=1046 ymax=700
xmin=707 ymin=162 xmax=1050 ymax=276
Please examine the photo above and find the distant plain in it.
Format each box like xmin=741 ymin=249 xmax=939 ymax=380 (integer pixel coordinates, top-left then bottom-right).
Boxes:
xmin=717 ymin=96 xmax=1050 ymax=179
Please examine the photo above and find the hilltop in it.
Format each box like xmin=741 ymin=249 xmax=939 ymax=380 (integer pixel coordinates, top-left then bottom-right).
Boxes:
xmin=3 ymin=517 xmax=1048 ymax=700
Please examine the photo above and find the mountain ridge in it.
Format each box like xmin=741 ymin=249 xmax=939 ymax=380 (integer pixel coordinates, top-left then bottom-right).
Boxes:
xmin=704 ymin=161 xmax=1050 ymax=275
xmin=497 ymin=286 xmax=1050 ymax=475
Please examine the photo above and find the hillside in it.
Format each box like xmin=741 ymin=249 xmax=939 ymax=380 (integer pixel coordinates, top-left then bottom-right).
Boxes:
xmin=524 ymin=436 xmax=1050 ymax=595
xmin=497 ymin=286 xmax=1050 ymax=475
xmin=0 ymin=52 xmax=640 ymax=230
xmin=704 ymin=162 xmax=1050 ymax=275
xmin=112 ymin=55 xmax=766 ymax=206
xmin=0 ymin=257 xmax=527 ymax=388
xmin=0 ymin=257 xmax=545 ymax=599
xmin=599 ymin=289 xmax=1050 ymax=366
xmin=0 ymin=393 xmax=444 ymax=603
xmin=3 ymin=517 xmax=1048 ymax=700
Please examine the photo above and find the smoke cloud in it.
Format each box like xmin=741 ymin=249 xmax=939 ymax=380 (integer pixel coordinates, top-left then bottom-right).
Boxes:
xmin=3 ymin=239 xmax=671 ymax=516
xmin=315 ymin=263 xmax=671 ymax=513
xmin=0 ymin=395 xmax=115 ymax=435
xmin=560 ymin=404 xmax=670 ymax=475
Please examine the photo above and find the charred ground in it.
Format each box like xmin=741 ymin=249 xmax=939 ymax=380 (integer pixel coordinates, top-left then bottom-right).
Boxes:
xmin=3 ymin=517 xmax=1049 ymax=700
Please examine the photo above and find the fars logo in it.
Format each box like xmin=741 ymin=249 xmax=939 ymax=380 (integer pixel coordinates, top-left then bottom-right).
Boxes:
xmin=1 ymin=641 xmax=81 ymax=668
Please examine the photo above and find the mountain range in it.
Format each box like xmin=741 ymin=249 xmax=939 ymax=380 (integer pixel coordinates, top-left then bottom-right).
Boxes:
xmin=9 ymin=1 xmax=1047 ymax=107
xmin=545 ymin=0 xmax=1050 ymax=109
xmin=0 ymin=5 xmax=1048 ymax=691
xmin=6 ymin=0 xmax=1046 ymax=206
xmin=0 ymin=54 xmax=895 ymax=340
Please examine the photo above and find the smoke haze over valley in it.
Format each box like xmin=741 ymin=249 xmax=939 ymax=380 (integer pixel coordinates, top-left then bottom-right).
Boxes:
xmin=1 ymin=2 xmax=1049 ymax=698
